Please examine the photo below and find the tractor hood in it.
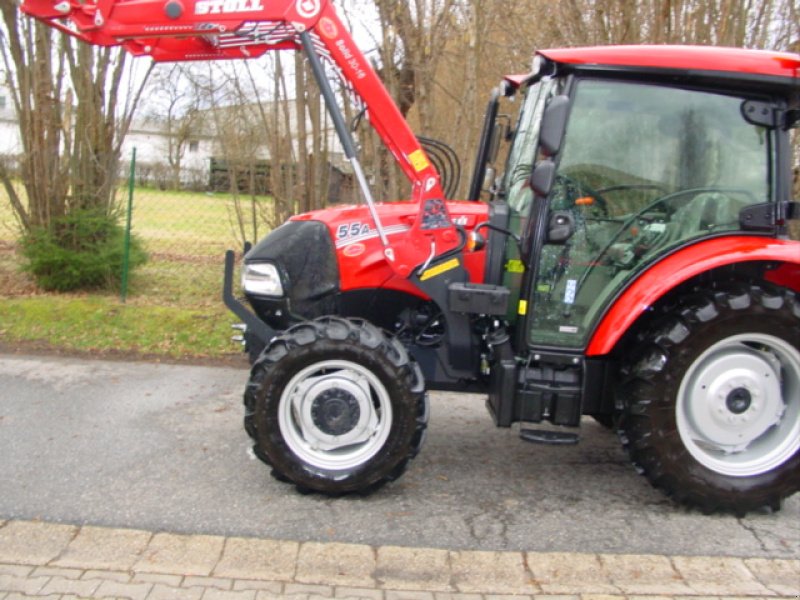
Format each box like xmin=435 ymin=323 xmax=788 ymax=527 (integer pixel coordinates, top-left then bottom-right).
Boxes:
xmin=243 ymin=200 xmax=491 ymax=320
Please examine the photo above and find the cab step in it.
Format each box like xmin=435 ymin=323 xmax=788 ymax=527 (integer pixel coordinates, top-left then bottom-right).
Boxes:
xmin=519 ymin=428 xmax=579 ymax=445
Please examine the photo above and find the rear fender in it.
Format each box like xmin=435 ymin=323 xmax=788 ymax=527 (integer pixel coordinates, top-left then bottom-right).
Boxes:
xmin=586 ymin=236 xmax=800 ymax=357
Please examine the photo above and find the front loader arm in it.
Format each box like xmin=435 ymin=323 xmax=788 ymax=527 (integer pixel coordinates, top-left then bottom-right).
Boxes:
xmin=20 ymin=0 xmax=458 ymax=277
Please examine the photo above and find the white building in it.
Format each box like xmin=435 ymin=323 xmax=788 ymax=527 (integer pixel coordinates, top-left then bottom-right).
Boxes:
xmin=0 ymin=81 xmax=347 ymax=193
xmin=120 ymin=114 xmax=217 ymax=188
xmin=0 ymin=84 xmax=23 ymax=159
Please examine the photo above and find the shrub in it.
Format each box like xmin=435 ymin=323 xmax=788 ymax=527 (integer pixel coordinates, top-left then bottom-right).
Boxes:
xmin=20 ymin=209 xmax=147 ymax=292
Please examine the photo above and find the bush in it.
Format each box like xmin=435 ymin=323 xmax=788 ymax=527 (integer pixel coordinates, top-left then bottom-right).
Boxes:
xmin=20 ymin=209 xmax=147 ymax=292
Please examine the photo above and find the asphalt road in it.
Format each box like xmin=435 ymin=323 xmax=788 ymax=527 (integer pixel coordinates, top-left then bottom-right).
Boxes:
xmin=1 ymin=353 xmax=798 ymax=558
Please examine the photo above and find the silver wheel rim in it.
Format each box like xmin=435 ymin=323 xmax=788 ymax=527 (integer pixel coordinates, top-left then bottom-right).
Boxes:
xmin=278 ymin=360 xmax=392 ymax=472
xmin=676 ymin=333 xmax=800 ymax=477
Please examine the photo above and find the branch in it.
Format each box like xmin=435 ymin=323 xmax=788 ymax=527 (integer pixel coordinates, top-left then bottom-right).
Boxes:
xmin=113 ymin=58 xmax=155 ymax=155
xmin=0 ymin=160 xmax=30 ymax=232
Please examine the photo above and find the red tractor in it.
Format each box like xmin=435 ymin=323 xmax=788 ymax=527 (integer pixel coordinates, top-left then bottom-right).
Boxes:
xmin=23 ymin=0 xmax=800 ymax=514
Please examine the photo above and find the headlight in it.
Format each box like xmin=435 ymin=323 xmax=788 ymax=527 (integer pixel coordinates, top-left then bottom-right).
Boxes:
xmin=241 ymin=262 xmax=283 ymax=297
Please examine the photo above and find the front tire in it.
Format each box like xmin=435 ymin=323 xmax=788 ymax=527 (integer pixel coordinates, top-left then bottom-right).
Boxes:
xmin=618 ymin=283 xmax=800 ymax=514
xmin=244 ymin=317 xmax=428 ymax=495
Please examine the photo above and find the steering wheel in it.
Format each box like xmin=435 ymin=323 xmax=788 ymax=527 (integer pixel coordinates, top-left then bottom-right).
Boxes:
xmin=595 ymin=183 xmax=668 ymax=196
xmin=585 ymin=186 xmax=756 ymax=273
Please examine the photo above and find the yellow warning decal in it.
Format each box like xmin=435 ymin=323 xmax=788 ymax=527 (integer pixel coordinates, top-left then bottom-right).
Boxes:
xmin=505 ymin=259 xmax=524 ymax=273
xmin=408 ymin=149 xmax=431 ymax=172
xmin=518 ymin=300 xmax=528 ymax=315
xmin=420 ymin=258 xmax=460 ymax=281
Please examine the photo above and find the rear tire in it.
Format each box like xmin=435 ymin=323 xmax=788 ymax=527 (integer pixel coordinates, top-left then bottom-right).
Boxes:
xmin=244 ymin=317 xmax=428 ymax=495
xmin=618 ymin=283 xmax=800 ymax=514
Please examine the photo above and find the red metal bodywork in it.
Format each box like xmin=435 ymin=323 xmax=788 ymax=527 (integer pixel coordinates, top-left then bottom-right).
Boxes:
xmin=292 ymin=200 xmax=490 ymax=297
xmin=586 ymin=237 xmax=800 ymax=356
xmin=538 ymin=45 xmax=800 ymax=79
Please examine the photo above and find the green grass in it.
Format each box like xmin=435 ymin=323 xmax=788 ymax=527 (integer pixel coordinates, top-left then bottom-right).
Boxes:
xmin=130 ymin=187 xmax=274 ymax=257
xmin=0 ymin=294 xmax=243 ymax=361
xmin=0 ymin=182 xmax=272 ymax=361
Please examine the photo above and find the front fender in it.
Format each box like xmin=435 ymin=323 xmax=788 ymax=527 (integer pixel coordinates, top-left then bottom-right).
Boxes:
xmin=586 ymin=236 xmax=800 ymax=357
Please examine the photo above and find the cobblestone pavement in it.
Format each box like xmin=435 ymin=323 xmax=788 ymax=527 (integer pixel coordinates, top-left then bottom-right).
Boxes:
xmin=0 ymin=520 xmax=797 ymax=600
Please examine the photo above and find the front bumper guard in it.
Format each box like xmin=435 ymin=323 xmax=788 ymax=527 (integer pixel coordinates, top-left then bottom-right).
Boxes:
xmin=222 ymin=250 xmax=275 ymax=347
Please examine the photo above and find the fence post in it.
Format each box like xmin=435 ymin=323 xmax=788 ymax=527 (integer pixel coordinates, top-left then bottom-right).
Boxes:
xmin=120 ymin=147 xmax=136 ymax=303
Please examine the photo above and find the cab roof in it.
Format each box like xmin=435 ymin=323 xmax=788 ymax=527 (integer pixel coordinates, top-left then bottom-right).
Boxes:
xmin=537 ymin=45 xmax=800 ymax=81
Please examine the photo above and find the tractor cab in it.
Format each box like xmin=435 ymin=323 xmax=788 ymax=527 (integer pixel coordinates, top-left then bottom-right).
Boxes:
xmin=483 ymin=47 xmax=794 ymax=350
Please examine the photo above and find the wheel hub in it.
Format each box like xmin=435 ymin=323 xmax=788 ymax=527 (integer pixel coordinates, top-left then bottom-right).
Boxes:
xmin=677 ymin=333 xmax=800 ymax=477
xmin=686 ymin=350 xmax=781 ymax=449
xmin=726 ymin=388 xmax=752 ymax=415
xmin=311 ymin=389 xmax=361 ymax=436
xmin=278 ymin=359 xmax=393 ymax=471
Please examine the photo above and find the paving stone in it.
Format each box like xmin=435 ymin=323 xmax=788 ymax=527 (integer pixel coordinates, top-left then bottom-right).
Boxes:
xmin=147 ymin=583 xmax=204 ymax=600
xmin=673 ymin=556 xmax=771 ymax=596
xmin=200 ymin=589 xmax=257 ymax=600
xmin=232 ymin=580 xmax=284 ymax=593
xmin=83 ymin=569 xmax=133 ymax=583
xmin=0 ymin=520 xmax=77 ymax=566
xmin=32 ymin=566 xmax=84 ymax=580
xmin=385 ymin=591 xmax=435 ymax=600
xmin=717 ymin=597 xmax=777 ymax=600
xmin=432 ymin=593 xmax=483 ymax=600
xmin=215 ymin=537 xmax=299 ymax=582
xmin=599 ymin=554 xmax=693 ymax=596
xmin=744 ymin=558 xmax=800 ymax=596
xmin=450 ymin=551 xmax=538 ymax=595
xmin=136 ymin=533 xmax=225 ymax=577
xmin=4 ymin=594 xmax=62 ymax=600
xmin=0 ymin=565 xmax=33 ymax=577
xmin=375 ymin=546 xmax=452 ymax=592
xmin=95 ymin=579 xmax=155 ymax=600
xmin=134 ymin=573 xmax=185 ymax=586
xmin=531 ymin=595 xmax=580 ymax=600
xmin=0 ymin=573 xmax=50 ymax=595
xmin=40 ymin=575 xmax=102 ymax=596
xmin=53 ymin=526 xmax=152 ymax=571
xmin=283 ymin=584 xmax=335 ymax=597
xmin=527 ymin=553 xmax=617 ymax=595
xmin=295 ymin=542 xmax=375 ymax=588
xmin=255 ymin=592 xmax=286 ymax=600
xmin=183 ymin=576 xmax=234 ymax=591
xmin=335 ymin=587 xmax=385 ymax=600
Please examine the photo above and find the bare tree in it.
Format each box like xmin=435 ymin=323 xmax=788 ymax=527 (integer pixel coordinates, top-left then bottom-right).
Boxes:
xmin=0 ymin=2 xmax=152 ymax=232
xmin=542 ymin=0 xmax=799 ymax=47
xmin=145 ymin=64 xmax=203 ymax=190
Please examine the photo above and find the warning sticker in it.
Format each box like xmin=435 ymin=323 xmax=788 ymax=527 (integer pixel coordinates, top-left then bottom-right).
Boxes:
xmin=420 ymin=258 xmax=459 ymax=281
xmin=408 ymin=149 xmax=431 ymax=173
xmin=564 ymin=279 xmax=577 ymax=304
xmin=505 ymin=259 xmax=524 ymax=274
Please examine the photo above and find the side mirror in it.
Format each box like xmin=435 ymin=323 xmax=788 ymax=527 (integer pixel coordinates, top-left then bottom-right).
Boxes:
xmin=547 ymin=210 xmax=575 ymax=244
xmin=539 ymin=95 xmax=571 ymax=157
xmin=530 ymin=159 xmax=556 ymax=197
